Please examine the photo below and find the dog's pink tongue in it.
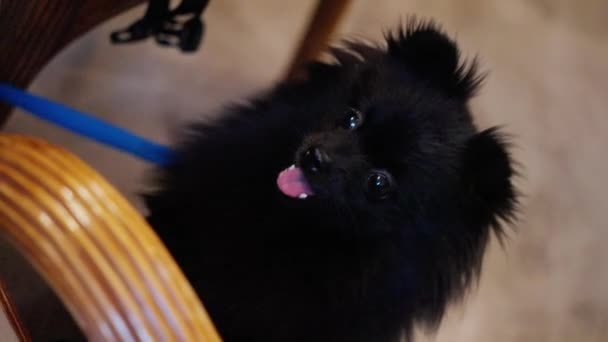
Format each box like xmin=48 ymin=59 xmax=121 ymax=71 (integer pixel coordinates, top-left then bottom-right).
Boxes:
xmin=277 ymin=165 xmax=314 ymax=199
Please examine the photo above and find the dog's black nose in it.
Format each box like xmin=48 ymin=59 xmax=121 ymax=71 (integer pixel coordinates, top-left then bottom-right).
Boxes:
xmin=300 ymin=146 xmax=330 ymax=173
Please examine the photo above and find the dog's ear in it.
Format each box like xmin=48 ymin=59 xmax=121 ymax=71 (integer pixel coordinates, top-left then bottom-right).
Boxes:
xmin=461 ymin=128 xmax=517 ymax=228
xmin=385 ymin=19 xmax=483 ymax=99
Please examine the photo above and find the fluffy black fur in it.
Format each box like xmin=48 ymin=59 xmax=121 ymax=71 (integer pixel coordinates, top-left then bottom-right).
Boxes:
xmin=145 ymin=19 xmax=517 ymax=342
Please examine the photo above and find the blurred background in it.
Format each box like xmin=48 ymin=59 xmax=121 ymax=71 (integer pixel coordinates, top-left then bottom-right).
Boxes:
xmin=2 ymin=0 xmax=608 ymax=341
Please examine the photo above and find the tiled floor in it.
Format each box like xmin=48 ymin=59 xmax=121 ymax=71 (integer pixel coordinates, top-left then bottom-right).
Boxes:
xmin=3 ymin=0 xmax=608 ymax=340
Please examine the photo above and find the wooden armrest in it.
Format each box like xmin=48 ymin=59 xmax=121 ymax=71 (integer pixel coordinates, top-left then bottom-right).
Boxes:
xmin=0 ymin=134 xmax=222 ymax=341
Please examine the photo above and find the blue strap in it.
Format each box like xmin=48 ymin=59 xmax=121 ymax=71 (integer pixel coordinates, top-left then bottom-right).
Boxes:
xmin=0 ymin=83 xmax=174 ymax=166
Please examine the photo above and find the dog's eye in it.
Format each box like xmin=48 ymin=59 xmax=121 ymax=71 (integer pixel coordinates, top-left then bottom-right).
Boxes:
xmin=341 ymin=107 xmax=364 ymax=130
xmin=366 ymin=170 xmax=395 ymax=200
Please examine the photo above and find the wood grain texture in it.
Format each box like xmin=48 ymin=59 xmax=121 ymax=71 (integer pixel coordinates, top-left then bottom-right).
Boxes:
xmin=0 ymin=134 xmax=222 ymax=341
xmin=0 ymin=0 xmax=146 ymax=126
xmin=285 ymin=0 xmax=353 ymax=79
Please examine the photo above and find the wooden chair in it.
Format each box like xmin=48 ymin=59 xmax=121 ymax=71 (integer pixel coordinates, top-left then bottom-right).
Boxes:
xmin=0 ymin=1 xmax=352 ymax=340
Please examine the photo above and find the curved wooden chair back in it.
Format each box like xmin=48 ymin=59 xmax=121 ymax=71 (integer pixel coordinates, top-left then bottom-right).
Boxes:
xmin=0 ymin=133 xmax=222 ymax=341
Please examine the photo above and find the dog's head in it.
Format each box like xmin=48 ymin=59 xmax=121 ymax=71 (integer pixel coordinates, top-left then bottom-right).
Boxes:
xmin=277 ymin=20 xmax=516 ymax=239
xmin=274 ymin=22 xmax=518 ymax=328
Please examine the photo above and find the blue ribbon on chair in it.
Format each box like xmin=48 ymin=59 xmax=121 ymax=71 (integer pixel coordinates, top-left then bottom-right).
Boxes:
xmin=0 ymin=83 xmax=174 ymax=166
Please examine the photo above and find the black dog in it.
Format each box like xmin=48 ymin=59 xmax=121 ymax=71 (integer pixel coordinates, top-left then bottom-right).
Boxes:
xmin=145 ymin=19 xmax=517 ymax=342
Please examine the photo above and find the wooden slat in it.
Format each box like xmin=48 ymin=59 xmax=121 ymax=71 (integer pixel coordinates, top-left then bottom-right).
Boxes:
xmin=0 ymin=134 xmax=222 ymax=342
xmin=0 ymin=0 xmax=146 ymax=126
xmin=0 ymin=278 xmax=28 ymax=342
xmin=285 ymin=0 xmax=353 ymax=79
